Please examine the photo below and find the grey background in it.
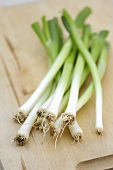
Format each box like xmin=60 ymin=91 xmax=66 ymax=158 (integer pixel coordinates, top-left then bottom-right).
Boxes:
xmin=0 ymin=0 xmax=43 ymax=6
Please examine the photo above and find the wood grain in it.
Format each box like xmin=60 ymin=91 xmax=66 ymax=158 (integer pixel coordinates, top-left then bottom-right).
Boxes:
xmin=76 ymin=154 xmax=113 ymax=170
xmin=0 ymin=0 xmax=113 ymax=169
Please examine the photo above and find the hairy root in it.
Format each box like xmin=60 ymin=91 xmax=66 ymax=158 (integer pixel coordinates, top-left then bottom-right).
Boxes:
xmin=37 ymin=108 xmax=46 ymax=118
xmin=50 ymin=127 xmax=59 ymax=148
xmin=73 ymin=133 xmax=82 ymax=143
xmin=62 ymin=113 xmax=75 ymax=125
xmin=33 ymin=118 xmax=43 ymax=130
xmin=50 ymin=127 xmax=59 ymax=138
xmin=60 ymin=114 xmax=75 ymax=137
xmin=96 ymin=128 xmax=103 ymax=135
xmin=13 ymin=112 xmax=27 ymax=124
xmin=42 ymin=119 xmax=50 ymax=135
xmin=14 ymin=134 xmax=28 ymax=146
xmin=46 ymin=112 xmax=56 ymax=122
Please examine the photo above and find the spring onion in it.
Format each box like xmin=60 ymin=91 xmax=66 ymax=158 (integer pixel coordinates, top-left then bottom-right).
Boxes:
xmin=14 ymin=83 xmax=52 ymax=145
xmin=50 ymin=24 xmax=91 ymax=140
xmin=62 ymin=9 xmax=103 ymax=133
xmin=45 ymin=50 xmax=76 ymax=127
xmin=13 ymin=7 xmax=110 ymax=146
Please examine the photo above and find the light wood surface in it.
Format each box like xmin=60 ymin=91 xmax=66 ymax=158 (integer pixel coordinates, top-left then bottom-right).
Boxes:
xmin=0 ymin=0 xmax=113 ymax=169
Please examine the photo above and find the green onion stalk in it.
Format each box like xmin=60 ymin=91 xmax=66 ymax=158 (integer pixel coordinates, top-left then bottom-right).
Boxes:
xmin=33 ymin=7 xmax=92 ymax=133
xmin=62 ymin=9 xmax=104 ymax=133
xmin=69 ymin=42 xmax=109 ymax=141
xmin=58 ymin=42 xmax=109 ymax=142
xmin=58 ymin=31 xmax=109 ymax=114
xmin=50 ymin=24 xmax=91 ymax=142
xmin=14 ymin=85 xmax=52 ymax=146
xmin=43 ymin=49 xmax=77 ymax=133
xmin=55 ymin=31 xmax=109 ymax=142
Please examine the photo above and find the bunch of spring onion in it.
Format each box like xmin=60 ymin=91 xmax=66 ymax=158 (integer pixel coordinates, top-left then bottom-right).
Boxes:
xmin=13 ymin=7 xmax=109 ymax=146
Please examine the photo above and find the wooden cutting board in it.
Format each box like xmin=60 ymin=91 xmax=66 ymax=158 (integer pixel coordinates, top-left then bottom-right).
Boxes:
xmin=0 ymin=0 xmax=113 ymax=169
